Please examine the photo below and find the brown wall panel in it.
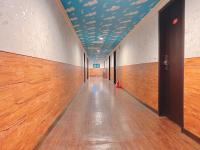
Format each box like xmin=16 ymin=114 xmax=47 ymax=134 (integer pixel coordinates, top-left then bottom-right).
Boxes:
xmin=184 ymin=57 xmax=200 ymax=138
xmin=117 ymin=62 xmax=158 ymax=111
xmin=89 ymin=68 xmax=103 ymax=77
xmin=107 ymin=68 xmax=109 ymax=79
xmin=103 ymin=69 xmax=107 ymax=79
xmin=110 ymin=67 xmax=114 ymax=82
xmin=0 ymin=51 xmax=83 ymax=150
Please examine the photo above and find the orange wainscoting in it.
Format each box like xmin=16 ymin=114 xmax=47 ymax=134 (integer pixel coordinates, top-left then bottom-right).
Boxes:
xmin=117 ymin=62 xmax=158 ymax=111
xmin=107 ymin=68 xmax=109 ymax=79
xmin=89 ymin=68 xmax=103 ymax=77
xmin=0 ymin=51 xmax=83 ymax=150
xmin=184 ymin=57 xmax=200 ymax=138
xmin=110 ymin=67 xmax=114 ymax=82
xmin=103 ymin=68 xmax=108 ymax=79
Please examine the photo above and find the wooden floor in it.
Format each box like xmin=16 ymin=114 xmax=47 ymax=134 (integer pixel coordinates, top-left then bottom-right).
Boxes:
xmin=38 ymin=78 xmax=200 ymax=150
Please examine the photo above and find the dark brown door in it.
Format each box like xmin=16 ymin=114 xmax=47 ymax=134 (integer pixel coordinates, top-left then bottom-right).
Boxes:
xmin=159 ymin=0 xmax=184 ymax=126
xmin=87 ymin=58 xmax=89 ymax=79
xmin=109 ymin=56 xmax=111 ymax=80
xmin=84 ymin=53 xmax=86 ymax=82
xmin=114 ymin=51 xmax=116 ymax=84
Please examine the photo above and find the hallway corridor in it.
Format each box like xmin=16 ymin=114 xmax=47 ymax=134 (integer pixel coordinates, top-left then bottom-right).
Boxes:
xmin=38 ymin=78 xmax=200 ymax=150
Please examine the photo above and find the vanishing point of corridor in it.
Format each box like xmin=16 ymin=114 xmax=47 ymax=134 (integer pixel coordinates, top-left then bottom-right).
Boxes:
xmin=38 ymin=78 xmax=200 ymax=150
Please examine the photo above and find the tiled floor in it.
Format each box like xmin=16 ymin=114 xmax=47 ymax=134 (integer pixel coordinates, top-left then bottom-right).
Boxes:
xmin=38 ymin=77 xmax=200 ymax=150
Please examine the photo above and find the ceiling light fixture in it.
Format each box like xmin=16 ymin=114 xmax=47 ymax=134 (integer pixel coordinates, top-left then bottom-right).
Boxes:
xmin=99 ymin=37 xmax=104 ymax=40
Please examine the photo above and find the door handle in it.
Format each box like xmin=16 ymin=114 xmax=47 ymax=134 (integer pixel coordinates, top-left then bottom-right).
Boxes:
xmin=163 ymin=55 xmax=168 ymax=70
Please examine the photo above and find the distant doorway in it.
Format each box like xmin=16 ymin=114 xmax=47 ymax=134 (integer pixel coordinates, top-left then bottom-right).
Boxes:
xmin=87 ymin=58 xmax=89 ymax=79
xmin=109 ymin=56 xmax=111 ymax=80
xmin=84 ymin=53 xmax=86 ymax=82
xmin=159 ymin=0 xmax=184 ymax=126
xmin=114 ymin=51 xmax=117 ymax=84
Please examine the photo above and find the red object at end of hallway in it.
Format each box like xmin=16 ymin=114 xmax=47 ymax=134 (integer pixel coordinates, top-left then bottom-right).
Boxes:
xmin=116 ymin=80 xmax=122 ymax=88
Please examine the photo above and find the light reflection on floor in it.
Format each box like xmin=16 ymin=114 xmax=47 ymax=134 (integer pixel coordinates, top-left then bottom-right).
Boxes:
xmin=38 ymin=77 xmax=200 ymax=150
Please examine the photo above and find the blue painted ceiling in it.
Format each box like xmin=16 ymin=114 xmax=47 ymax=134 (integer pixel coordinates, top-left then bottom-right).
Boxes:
xmin=61 ymin=0 xmax=160 ymax=59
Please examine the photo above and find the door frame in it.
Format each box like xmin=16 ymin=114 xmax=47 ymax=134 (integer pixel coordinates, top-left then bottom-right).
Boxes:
xmin=84 ymin=53 xmax=86 ymax=82
xmin=114 ymin=51 xmax=117 ymax=84
xmin=87 ymin=58 xmax=89 ymax=79
xmin=158 ymin=0 xmax=185 ymax=128
xmin=109 ymin=56 xmax=111 ymax=80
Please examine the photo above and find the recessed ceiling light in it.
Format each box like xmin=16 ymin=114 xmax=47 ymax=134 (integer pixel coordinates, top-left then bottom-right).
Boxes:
xmin=99 ymin=37 xmax=104 ymax=40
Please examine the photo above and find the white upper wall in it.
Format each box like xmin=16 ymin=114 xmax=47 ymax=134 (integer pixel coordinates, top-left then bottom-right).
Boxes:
xmin=110 ymin=53 xmax=114 ymax=68
xmin=0 ymin=0 xmax=85 ymax=66
xmin=116 ymin=13 xmax=158 ymax=66
xmin=104 ymin=0 xmax=199 ymax=66
xmin=110 ymin=0 xmax=168 ymax=67
xmin=185 ymin=0 xmax=200 ymax=58
xmin=105 ymin=59 xmax=108 ymax=69
xmin=104 ymin=58 xmax=108 ymax=69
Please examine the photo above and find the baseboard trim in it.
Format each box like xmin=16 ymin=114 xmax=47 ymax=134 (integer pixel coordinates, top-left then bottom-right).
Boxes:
xmin=120 ymin=86 xmax=158 ymax=114
xmin=33 ymin=82 xmax=85 ymax=150
xmin=182 ymin=128 xmax=200 ymax=144
xmin=122 ymin=86 xmax=200 ymax=144
xmin=111 ymin=80 xmax=200 ymax=144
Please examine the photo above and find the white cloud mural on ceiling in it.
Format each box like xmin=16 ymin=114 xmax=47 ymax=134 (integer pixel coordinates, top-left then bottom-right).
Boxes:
xmin=61 ymin=0 xmax=160 ymax=59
